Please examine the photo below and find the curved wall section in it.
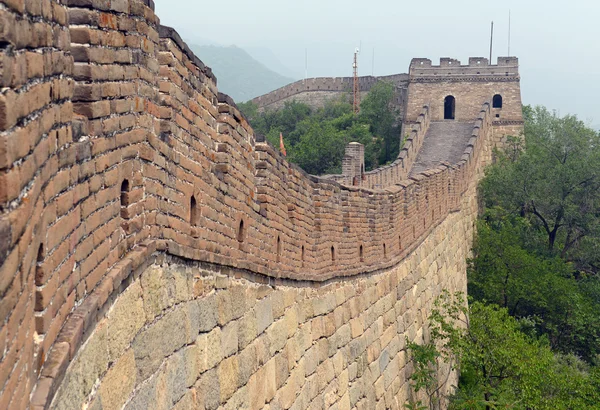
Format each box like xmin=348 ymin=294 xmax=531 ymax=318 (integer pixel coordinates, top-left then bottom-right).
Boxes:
xmin=0 ymin=0 xmax=497 ymax=408
xmin=50 ymin=179 xmax=477 ymax=409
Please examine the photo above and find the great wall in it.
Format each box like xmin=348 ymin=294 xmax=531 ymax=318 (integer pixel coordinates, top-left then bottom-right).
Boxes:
xmin=0 ymin=0 xmax=523 ymax=409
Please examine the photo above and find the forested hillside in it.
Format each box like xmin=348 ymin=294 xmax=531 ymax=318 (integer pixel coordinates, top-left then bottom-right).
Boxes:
xmin=406 ymin=107 xmax=600 ymax=410
xmin=239 ymin=82 xmax=400 ymax=175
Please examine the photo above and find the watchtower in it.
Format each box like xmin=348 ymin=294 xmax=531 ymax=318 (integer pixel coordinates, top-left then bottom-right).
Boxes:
xmin=405 ymin=57 xmax=524 ymax=143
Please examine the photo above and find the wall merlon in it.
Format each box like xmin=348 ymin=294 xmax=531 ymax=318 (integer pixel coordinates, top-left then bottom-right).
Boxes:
xmin=409 ymin=56 xmax=519 ymax=78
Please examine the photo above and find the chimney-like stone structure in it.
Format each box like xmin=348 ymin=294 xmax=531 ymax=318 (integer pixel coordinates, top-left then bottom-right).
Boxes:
xmin=342 ymin=142 xmax=365 ymax=185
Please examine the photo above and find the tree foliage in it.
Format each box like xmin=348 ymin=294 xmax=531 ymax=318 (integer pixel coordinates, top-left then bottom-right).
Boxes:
xmin=480 ymin=105 xmax=600 ymax=272
xmin=238 ymin=82 xmax=401 ymax=175
xmin=408 ymin=292 xmax=600 ymax=410
xmin=471 ymin=106 xmax=600 ymax=362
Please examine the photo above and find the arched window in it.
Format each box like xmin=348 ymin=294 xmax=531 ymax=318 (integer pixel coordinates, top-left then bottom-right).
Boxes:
xmin=190 ymin=195 xmax=198 ymax=226
xmin=301 ymin=245 xmax=305 ymax=267
xmin=383 ymin=243 xmax=387 ymax=259
xmin=36 ymin=243 xmax=45 ymax=287
xmin=120 ymin=179 xmax=130 ymax=208
xmin=276 ymin=236 xmax=281 ymax=262
xmin=359 ymin=245 xmax=364 ymax=262
xmin=237 ymin=219 xmax=245 ymax=243
xmin=444 ymin=95 xmax=455 ymax=120
xmin=493 ymin=94 xmax=503 ymax=108
xmin=331 ymin=246 xmax=335 ymax=262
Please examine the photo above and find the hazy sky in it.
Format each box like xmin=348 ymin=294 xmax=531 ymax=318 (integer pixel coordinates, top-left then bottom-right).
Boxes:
xmin=155 ymin=0 xmax=599 ymax=126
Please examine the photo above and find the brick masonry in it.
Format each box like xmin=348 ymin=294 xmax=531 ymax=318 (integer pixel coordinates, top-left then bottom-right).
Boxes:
xmin=250 ymin=74 xmax=409 ymax=113
xmin=50 ymin=180 xmax=477 ymax=410
xmin=0 ymin=0 xmax=522 ymax=408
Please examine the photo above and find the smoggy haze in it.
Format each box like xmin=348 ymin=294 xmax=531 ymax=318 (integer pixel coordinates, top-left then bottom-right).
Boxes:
xmin=155 ymin=0 xmax=599 ymax=126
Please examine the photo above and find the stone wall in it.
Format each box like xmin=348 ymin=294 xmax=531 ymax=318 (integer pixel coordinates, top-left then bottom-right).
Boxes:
xmin=0 ymin=0 xmax=504 ymax=408
xmin=50 ymin=174 xmax=478 ymax=409
xmin=405 ymin=57 xmax=523 ymax=126
xmin=250 ymin=74 xmax=408 ymax=112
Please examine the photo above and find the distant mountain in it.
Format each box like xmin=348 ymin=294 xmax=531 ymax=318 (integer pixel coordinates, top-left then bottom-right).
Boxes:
xmin=190 ymin=45 xmax=296 ymax=103
xmin=245 ymin=46 xmax=302 ymax=80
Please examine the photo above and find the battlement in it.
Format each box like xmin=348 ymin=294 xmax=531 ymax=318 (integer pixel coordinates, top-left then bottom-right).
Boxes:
xmin=409 ymin=57 xmax=519 ymax=79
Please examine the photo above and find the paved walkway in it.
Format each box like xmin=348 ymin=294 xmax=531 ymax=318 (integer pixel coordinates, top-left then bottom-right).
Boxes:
xmin=410 ymin=121 xmax=474 ymax=175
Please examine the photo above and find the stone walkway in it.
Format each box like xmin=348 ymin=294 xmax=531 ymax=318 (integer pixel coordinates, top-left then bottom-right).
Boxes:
xmin=410 ymin=121 xmax=475 ymax=175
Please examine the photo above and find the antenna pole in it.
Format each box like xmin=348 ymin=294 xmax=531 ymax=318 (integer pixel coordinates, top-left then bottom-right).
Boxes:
xmin=372 ymin=47 xmax=375 ymax=76
xmin=353 ymin=48 xmax=360 ymax=115
xmin=489 ymin=21 xmax=494 ymax=62
xmin=304 ymin=48 xmax=307 ymax=82
xmin=508 ymin=10 xmax=511 ymax=56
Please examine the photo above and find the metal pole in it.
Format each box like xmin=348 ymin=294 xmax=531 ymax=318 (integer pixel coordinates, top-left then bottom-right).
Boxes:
xmin=304 ymin=48 xmax=307 ymax=82
xmin=489 ymin=21 xmax=494 ymax=62
xmin=508 ymin=11 xmax=511 ymax=56
xmin=372 ymin=48 xmax=375 ymax=76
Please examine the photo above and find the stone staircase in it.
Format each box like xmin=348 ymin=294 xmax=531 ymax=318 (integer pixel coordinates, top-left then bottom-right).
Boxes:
xmin=410 ymin=121 xmax=475 ymax=175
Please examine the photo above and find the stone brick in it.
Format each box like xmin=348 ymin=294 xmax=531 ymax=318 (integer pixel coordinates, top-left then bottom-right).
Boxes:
xmin=218 ymin=355 xmax=239 ymax=403
xmin=98 ymin=349 xmax=136 ymax=410
xmin=132 ymin=306 xmax=189 ymax=381
xmin=106 ymin=280 xmax=145 ymax=361
xmin=221 ymin=320 xmax=238 ymax=358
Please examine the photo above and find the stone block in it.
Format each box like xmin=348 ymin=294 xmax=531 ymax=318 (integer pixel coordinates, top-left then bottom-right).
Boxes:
xmin=216 ymin=289 xmax=233 ymax=326
xmin=238 ymin=311 xmax=257 ymax=350
xmin=106 ymin=280 xmax=146 ymax=361
xmin=255 ymin=296 xmax=273 ymax=335
xmin=195 ymin=293 xmax=218 ymax=332
xmin=221 ymin=320 xmax=239 ymax=358
xmin=206 ymin=327 xmax=223 ymax=370
xmin=218 ymin=356 xmax=239 ymax=403
xmin=98 ymin=349 xmax=137 ymax=410
xmin=237 ymin=344 xmax=257 ymax=387
xmin=198 ymin=368 xmax=220 ymax=410
xmin=132 ymin=306 xmax=188 ymax=382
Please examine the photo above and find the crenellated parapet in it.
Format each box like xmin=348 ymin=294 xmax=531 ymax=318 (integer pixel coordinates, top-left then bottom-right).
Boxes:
xmin=409 ymin=57 xmax=520 ymax=82
xmin=0 ymin=0 xmax=503 ymax=408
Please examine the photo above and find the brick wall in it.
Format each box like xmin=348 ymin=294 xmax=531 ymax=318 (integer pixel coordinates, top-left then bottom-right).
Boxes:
xmin=405 ymin=57 xmax=523 ymax=126
xmin=250 ymin=74 xmax=408 ymax=112
xmin=48 ymin=180 xmax=477 ymax=409
xmin=0 ymin=0 xmax=499 ymax=409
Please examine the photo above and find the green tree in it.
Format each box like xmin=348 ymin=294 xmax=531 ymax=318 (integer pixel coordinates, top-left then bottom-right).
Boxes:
xmin=420 ymin=292 xmax=600 ymax=410
xmin=358 ymin=81 xmax=399 ymax=164
xmin=481 ymin=105 xmax=600 ymax=272
xmin=467 ymin=216 xmax=600 ymax=360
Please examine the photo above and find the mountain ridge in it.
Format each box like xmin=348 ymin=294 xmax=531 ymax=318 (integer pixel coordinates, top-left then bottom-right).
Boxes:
xmin=190 ymin=44 xmax=296 ymax=103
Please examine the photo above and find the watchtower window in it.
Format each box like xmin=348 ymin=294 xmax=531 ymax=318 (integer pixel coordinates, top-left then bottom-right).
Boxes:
xmin=359 ymin=245 xmax=364 ymax=262
xmin=444 ymin=96 xmax=455 ymax=120
xmin=331 ymin=246 xmax=335 ymax=262
xmin=493 ymin=94 xmax=503 ymax=109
